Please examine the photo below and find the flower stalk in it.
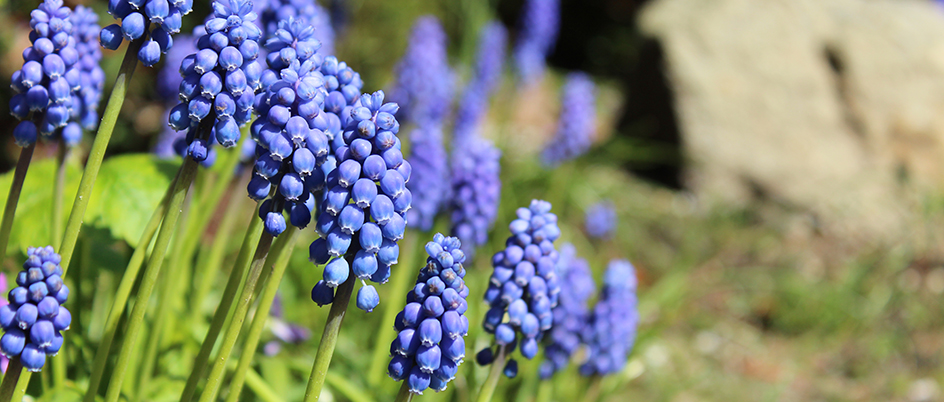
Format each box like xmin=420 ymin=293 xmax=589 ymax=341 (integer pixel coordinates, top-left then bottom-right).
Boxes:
xmin=303 ymin=254 xmax=357 ymax=402
xmin=475 ymin=345 xmax=507 ymax=402
xmin=0 ymin=144 xmax=35 ymax=262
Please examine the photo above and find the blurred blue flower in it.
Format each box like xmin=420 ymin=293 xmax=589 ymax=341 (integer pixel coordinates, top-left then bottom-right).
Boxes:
xmin=390 ymin=16 xmax=454 ymax=124
xmin=584 ymin=201 xmax=616 ymax=239
xmin=539 ymin=243 xmax=593 ymax=378
xmin=541 ymin=72 xmax=595 ymax=167
xmin=513 ymin=0 xmax=559 ymax=85
xmin=579 ymin=259 xmax=638 ymax=376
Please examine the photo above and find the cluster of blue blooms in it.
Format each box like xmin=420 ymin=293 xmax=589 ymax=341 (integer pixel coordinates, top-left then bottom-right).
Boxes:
xmin=154 ymin=30 xmax=197 ymax=159
xmin=247 ymin=17 xmax=328 ymax=236
xmin=541 ymin=72 xmax=596 ymax=166
xmin=579 ymin=259 xmax=638 ymax=376
xmin=10 ymin=0 xmax=83 ymax=147
xmin=65 ymin=5 xmax=105 ymax=145
xmin=513 ymin=0 xmax=559 ymax=85
xmin=388 ymin=234 xmax=470 ymax=394
xmin=453 ymin=22 xmax=507 ymax=143
xmin=538 ymin=243 xmax=593 ymax=378
xmin=0 ymin=247 xmax=72 ymax=372
xmin=166 ymin=0 xmax=264 ymax=164
xmin=585 ymin=201 xmax=616 ymax=239
xmin=100 ymin=0 xmax=194 ymax=67
xmin=308 ymin=90 xmax=411 ymax=313
xmin=257 ymin=0 xmax=335 ymax=58
xmin=449 ymin=137 xmax=501 ymax=257
xmin=393 ymin=17 xmax=453 ymax=232
xmin=478 ymin=200 xmax=561 ymax=378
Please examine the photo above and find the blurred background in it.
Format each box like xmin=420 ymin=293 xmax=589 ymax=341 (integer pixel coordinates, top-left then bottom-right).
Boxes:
xmin=5 ymin=0 xmax=944 ymax=401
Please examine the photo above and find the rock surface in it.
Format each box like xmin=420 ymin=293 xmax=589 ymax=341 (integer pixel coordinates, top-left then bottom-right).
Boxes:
xmin=640 ymin=0 xmax=944 ymax=242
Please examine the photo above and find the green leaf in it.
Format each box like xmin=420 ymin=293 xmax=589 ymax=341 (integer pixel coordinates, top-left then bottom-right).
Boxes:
xmin=0 ymin=157 xmax=82 ymax=257
xmin=85 ymin=154 xmax=179 ymax=247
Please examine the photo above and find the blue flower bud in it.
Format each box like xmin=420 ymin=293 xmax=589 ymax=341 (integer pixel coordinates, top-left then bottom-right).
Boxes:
xmin=264 ymin=211 xmax=286 ymax=236
xmin=310 ymin=280 xmax=334 ymax=306
xmin=352 ymin=250 xmax=378 ymax=279
xmin=100 ymin=24 xmax=123 ymax=49
xmin=356 ymin=285 xmax=380 ymax=312
xmin=1 ymin=328 xmax=26 ymax=358
xmin=418 ymin=318 xmax=442 ymax=346
xmin=323 ymin=256 xmax=350 ymax=288
xmin=407 ymin=367 xmax=430 ymax=394
xmin=388 ymin=355 xmax=412 ymax=381
xmin=503 ymin=359 xmax=518 ymax=378
xmin=21 ymin=343 xmax=46 ymax=372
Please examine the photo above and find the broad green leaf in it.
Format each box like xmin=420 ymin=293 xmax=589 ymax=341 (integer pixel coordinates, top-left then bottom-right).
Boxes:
xmin=85 ymin=154 xmax=179 ymax=248
xmin=0 ymin=157 xmax=82 ymax=258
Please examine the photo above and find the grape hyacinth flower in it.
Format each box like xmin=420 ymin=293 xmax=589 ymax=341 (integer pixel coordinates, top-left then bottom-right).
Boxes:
xmin=405 ymin=123 xmax=448 ymax=232
xmin=541 ymin=72 xmax=595 ymax=167
xmin=477 ymin=200 xmax=561 ymax=377
xmin=388 ymin=234 xmax=470 ymax=394
xmin=64 ymin=5 xmax=105 ymax=146
xmin=0 ymin=274 xmax=8 ymax=373
xmin=453 ymin=22 xmax=507 ymax=143
xmin=389 ymin=16 xmax=454 ymax=124
xmin=263 ymin=294 xmax=312 ymax=356
xmin=319 ymin=55 xmax=364 ymax=151
xmin=449 ymin=137 xmax=501 ymax=257
xmin=9 ymin=0 xmax=81 ymax=147
xmin=513 ymin=0 xmax=559 ymax=85
xmin=580 ymin=259 xmax=638 ymax=376
xmin=538 ymin=244 xmax=593 ymax=378
xmin=258 ymin=0 xmax=335 ymax=58
xmin=154 ymin=30 xmax=197 ymax=159
xmin=584 ymin=201 xmax=616 ymax=239
xmin=308 ymin=90 xmax=411 ymax=313
xmin=99 ymin=0 xmax=194 ymax=67
xmin=247 ymin=17 xmax=328 ymax=236
xmin=166 ymin=0 xmax=264 ymax=164
xmin=0 ymin=246 xmax=72 ymax=372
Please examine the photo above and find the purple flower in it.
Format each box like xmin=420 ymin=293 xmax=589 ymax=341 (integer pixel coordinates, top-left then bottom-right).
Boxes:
xmin=579 ymin=259 xmax=638 ymax=376
xmin=100 ymin=0 xmax=195 ymax=67
xmin=453 ymin=22 xmax=507 ymax=143
xmin=66 ymin=5 xmax=105 ymax=145
xmin=405 ymin=123 xmax=449 ymax=232
xmin=449 ymin=136 xmax=501 ymax=257
xmin=584 ymin=201 xmax=616 ymax=239
xmin=389 ymin=16 xmax=454 ymax=124
xmin=257 ymin=0 xmax=336 ymax=58
xmin=539 ymin=243 xmax=593 ymax=378
xmin=541 ymin=72 xmax=595 ymax=166
xmin=263 ymin=294 xmax=312 ymax=356
xmin=388 ymin=234 xmax=470 ymax=394
xmin=513 ymin=0 xmax=559 ymax=85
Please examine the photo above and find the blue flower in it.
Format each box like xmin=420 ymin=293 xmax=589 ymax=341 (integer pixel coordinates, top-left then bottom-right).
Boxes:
xmin=405 ymin=123 xmax=448 ymax=232
xmin=263 ymin=294 xmax=312 ymax=356
xmin=258 ymin=0 xmax=335 ymax=58
xmin=389 ymin=234 xmax=470 ymax=394
xmin=64 ymin=5 xmax=105 ymax=146
xmin=538 ymin=243 xmax=593 ymax=378
xmin=478 ymin=200 xmax=561 ymax=377
xmin=453 ymin=22 xmax=506 ymax=143
xmin=308 ymin=90 xmax=410 ymax=312
xmin=584 ymin=201 xmax=616 ymax=239
xmin=541 ymin=72 xmax=595 ymax=167
xmin=166 ymin=0 xmax=264 ymax=165
xmin=0 ymin=246 xmax=71 ymax=372
xmin=449 ymin=137 xmax=501 ymax=257
xmin=389 ymin=16 xmax=454 ymax=124
xmin=579 ymin=259 xmax=638 ymax=376
xmin=9 ymin=0 xmax=83 ymax=147
xmin=100 ymin=0 xmax=195 ymax=67
xmin=513 ymin=0 xmax=559 ymax=85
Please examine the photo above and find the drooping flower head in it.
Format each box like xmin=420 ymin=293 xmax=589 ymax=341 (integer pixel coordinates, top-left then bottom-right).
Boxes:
xmin=477 ymin=200 xmax=561 ymax=378
xmin=449 ymin=136 xmax=501 ymax=257
xmin=258 ymin=0 xmax=335 ymax=58
xmin=247 ymin=17 xmax=329 ymax=236
xmin=390 ymin=16 xmax=454 ymax=124
xmin=541 ymin=72 xmax=595 ymax=167
xmin=166 ymin=0 xmax=265 ymax=165
xmin=308 ymin=90 xmax=411 ymax=313
xmin=388 ymin=234 xmax=470 ymax=394
xmin=99 ymin=0 xmax=194 ymax=67
xmin=62 ymin=5 xmax=105 ymax=146
xmin=405 ymin=123 xmax=448 ymax=232
xmin=453 ymin=22 xmax=507 ymax=143
xmin=584 ymin=201 xmax=616 ymax=239
xmin=0 ymin=246 xmax=72 ymax=372
xmin=9 ymin=0 xmax=81 ymax=147
xmin=513 ymin=0 xmax=559 ymax=85
xmin=579 ymin=259 xmax=638 ymax=376
xmin=154 ymin=30 xmax=198 ymax=159
xmin=538 ymin=243 xmax=593 ymax=378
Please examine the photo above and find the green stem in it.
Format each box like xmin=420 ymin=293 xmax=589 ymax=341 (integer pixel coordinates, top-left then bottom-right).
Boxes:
xmin=302 ymin=265 xmax=357 ymax=402
xmin=0 ymin=144 xmax=35 ymax=261
xmin=59 ymin=37 xmax=144 ymax=276
xmin=196 ymin=230 xmax=274 ymax=402
xmin=583 ymin=376 xmax=602 ymax=402
xmin=192 ymin=193 xmax=244 ymax=315
xmin=394 ymin=380 xmax=414 ymax=402
xmin=224 ymin=228 xmax=301 ymax=402
xmin=102 ymin=156 xmax=200 ymax=402
xmin=475 ymin=345 xmax=507 ymax=402
xmin=178 ymin=211 xmax=264 ymax=402
xmin=535 ymin=381 xmax=552 ymax=402
xmin=81 ymin=174 xmax=175 ymax=402
xmin=52 ymin=145 xmax=67 ymax=248
xmin=367 ymin=234 xmax=418 ymax=386
xmin=244 ymin=368 xmax=285 ymax=402
xmin=0 ymin=359 xmax=28 ymax=402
